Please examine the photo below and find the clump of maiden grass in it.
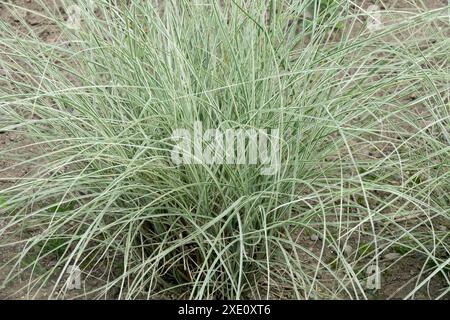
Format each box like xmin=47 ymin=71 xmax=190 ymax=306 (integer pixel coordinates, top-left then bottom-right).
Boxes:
xmin=0 ymin=0 xmax=449 ymax=299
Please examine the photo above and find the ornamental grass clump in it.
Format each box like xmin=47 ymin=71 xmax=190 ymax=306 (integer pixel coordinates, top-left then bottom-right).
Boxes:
xmin=0 ymin=0 xmax=449 ymax=299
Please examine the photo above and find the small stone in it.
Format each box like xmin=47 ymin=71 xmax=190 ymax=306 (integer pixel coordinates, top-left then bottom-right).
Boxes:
xmin=26 ymin=12 xmax=41 ymax=26
xmin=343 ymin=245 xmax=353 ymax=256
xmin=383 ymin=252 xmax=401 ymax=261
xmin=437 ymin=225 xmax=448 ymax=232
xmin=13 ymin=10 xmax=27 ymax=21
xmin=310 ymin=234 xmax=319 ymax=241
